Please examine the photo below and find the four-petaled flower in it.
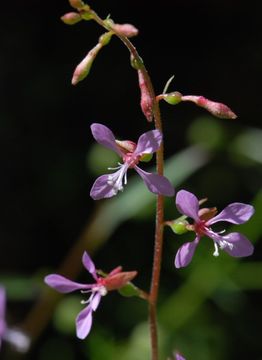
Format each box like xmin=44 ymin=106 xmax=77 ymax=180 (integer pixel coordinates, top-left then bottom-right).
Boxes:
xmin=90 ymin=123 xmax=175 ymax=200
xmin=44 ymin=251 xmax=137 ymax=339
xmin=174 ymin=190 xmax=254 ymax=268
xmin=0 ymin=287 xmax=6 ymax=349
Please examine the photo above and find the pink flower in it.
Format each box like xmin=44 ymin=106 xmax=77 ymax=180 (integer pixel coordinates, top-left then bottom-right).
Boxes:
xmin=45 ymin=252 xmax=137 ymax=339
xmin=90 ymin=123 xmax=174 ymax=200
xmin=174 ymin=190 xmax=254 ymax=268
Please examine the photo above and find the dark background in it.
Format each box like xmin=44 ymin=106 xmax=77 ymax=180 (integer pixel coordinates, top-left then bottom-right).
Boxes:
xmin=1 ymin=1 xmax=261 ymax=359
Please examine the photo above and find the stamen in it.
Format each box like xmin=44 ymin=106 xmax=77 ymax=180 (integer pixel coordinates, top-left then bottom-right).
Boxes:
xmin=217 ymin=229 xmax=226 ymax=235
xmin=219 ymin=240 xmax=233 ymax=250
xmin=106 ymin=163 xmax=129 ymax=193
xmin=213 ymin=242 xmax=219 ymax=257
xmin=108 ymin=162 xmax=123 ymax=171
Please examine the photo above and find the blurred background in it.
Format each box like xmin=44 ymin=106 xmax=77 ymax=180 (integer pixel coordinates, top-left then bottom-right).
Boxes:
xmin=0 ymin=0 xmax=261 ymax=359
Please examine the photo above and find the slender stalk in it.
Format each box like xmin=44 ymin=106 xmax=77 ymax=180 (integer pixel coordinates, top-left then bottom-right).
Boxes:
xmin=90 ymin=10 xmax=165 ymax=360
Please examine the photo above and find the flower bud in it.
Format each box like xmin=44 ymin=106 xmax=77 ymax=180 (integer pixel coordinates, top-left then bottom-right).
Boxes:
xmin=138 ymin=70 xmax=153 ymax=122
xmin=104 ymin=271 xmax=137 ymax=291
xmin=181 ymin=95 xmax=237 ymax=119
xmin=69 ymin=0 xmax=85 ymax=9
xmin=163 ymin=91 xmax=182 ymax=105
xmin=61 ymin=12 xmax=82 ymax=25
xmin=197 ymin=96 xmax=237 ymax=119
xmin=111 ymin=23 xmax=139 ymax=38
xmin=71 ymin=43 xmax=102 ymax=85
xmin=166 ymin=219 xmax=189 ymax=235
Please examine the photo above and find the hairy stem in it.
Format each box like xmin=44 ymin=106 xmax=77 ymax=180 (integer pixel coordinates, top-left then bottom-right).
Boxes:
xmin=90 ymin=10 xmax=165 ymax=360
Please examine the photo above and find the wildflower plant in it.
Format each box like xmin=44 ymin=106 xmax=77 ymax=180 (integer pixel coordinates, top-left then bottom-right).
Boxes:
xmin=39 ymin=1 xmax=256 ymax=359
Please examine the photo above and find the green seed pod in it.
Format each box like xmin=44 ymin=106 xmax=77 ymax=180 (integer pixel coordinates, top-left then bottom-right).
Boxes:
xmin=169 ymin=220 xmax=189 ymax=235
xmin=163 ymin=91 xmax=182 ymax=105
xmin=140 ymin=153 xmax=153 ymax=162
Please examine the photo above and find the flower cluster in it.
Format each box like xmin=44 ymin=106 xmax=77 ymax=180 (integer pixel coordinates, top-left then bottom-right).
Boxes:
xmin=41 ymin=2 xmax=257 ymax=358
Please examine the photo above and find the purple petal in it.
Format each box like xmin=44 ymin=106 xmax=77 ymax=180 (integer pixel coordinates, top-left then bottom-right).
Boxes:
xmin=134 ymin=129 xmax=162 ymax=155
xmin=175 ymin=353 xmax=186 ymax=360
xmin=134 ymin=166 xmax=174 ymax=196
xmin=90 ymin=292 xmax=101 ymax=311
xmin=75 ymin=293 xmax=102 ymax=340
xmin=44 ymin=274 xmax=91 ymax=293
xmin=90 ymin=174 xmax=119 ymax=200
xmin=0 ymin=287 xmax=6 ymax=321
xmin=209 ymin=231 xmax=254 ymax=257
xmin=76 ymin=305 xmax=93 ymax=339
xmin=174 ymin=237 xmax=200 ymax=268
xmin=90 ymin=123 xmax=122 ymax=156
xmin=82 ymin=252 xmax=97 ymax=280
xmin=176 ymin=190 xmax=200 ymax=221
xmin=208 ymin=203 xmax=254 ymax=225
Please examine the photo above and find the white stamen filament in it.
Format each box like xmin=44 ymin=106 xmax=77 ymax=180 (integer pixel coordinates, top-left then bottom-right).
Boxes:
xmin=80 ymin=285 xmax=107 ymax=305
xmin=213 ymin=242 xmax=219 ymax=257
xmin=219 ymin=240 xmax=234 ymax=251
xmin=108 ymin=162 xmax=122 ymax=171
xmin=107 ymin=163 xmax=129 ymax=194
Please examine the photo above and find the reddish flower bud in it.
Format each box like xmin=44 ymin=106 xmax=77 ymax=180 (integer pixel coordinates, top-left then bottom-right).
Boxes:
xmin=138 ymin=70 xmax=153 ymax=122
xmin=104 ymin=271 xmax=137 ymax=291
xmin=61 ymin=12 xmax=82 ymax=25
xmin=71 ymin=43 xmax=102 ymax=85
xmin=181 ymin=95 xmax=237 ymax=119
xmin=111 ymin=23 xmax=139 ymax=38
xmin=69 ymin=0 xmax=85 ymax=9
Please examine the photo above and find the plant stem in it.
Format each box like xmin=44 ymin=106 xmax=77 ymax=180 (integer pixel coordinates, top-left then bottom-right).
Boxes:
xmin=90 ymin=11 xmax=165 ymax=360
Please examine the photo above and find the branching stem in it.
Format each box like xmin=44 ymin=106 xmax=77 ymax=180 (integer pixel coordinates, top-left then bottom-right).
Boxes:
xmin=90 ymin=10 xmax=165 ymax=360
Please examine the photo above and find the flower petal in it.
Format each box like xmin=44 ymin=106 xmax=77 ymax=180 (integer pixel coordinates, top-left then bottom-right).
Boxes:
xmin=134 ymin=129 xmax=162 ymax=155
xmin=75 ymin=293 xmax=101 ymax=339
xmin=90 ymin=292 xmax=101 ymax=311
xmin=90 ymin=174 xmax=119 ymax=200
xmin=76 ymin=305 xmax=93 ymax=339
xmin=44 ymin=274 xmax=91 ymax=293
xmin=82 ymin=252 xmax=97 ymax=280
xmin=135 ymin=166 xmax=174 ymax=196
xmin=209 ymin=231 xmax=254 ymax=257
xmin=176 ymin=190 xmax=200 ymax=221
xmin=175 ymin=353 xmax=186 ymax=360
xmin=174 ymin=237 xmax=200 ymax=268
xmin=90 ymin=123 xmax=122 ymax=156
xmin=0 ymin=287 xmax=6 ymax=321
xmin=207 ymin=203 xmax=254 ymax=225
